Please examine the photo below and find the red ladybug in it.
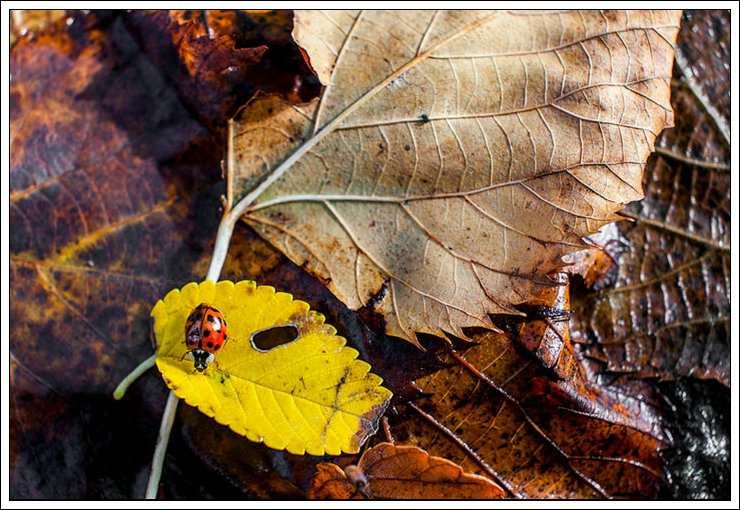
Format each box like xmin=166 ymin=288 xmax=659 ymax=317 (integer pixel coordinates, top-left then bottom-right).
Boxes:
xmin=184 ymin=303 xmax=228 ymax=372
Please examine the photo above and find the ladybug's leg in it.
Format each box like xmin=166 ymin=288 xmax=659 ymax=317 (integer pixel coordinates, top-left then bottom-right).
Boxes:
xmin=208 ymin=359 xmax=231 ymax=380
xmin=211 ymin=359 xmax=226 ymax=373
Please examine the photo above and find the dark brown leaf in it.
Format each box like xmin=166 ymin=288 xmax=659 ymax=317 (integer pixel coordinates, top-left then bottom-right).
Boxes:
xmin=124 ymin=10 xmax=319 ymax=129
xmin=388 ymin=327 xmax=667 ymax=498
xmin=122 ymin=10 xmax=267 ymax=128
xmin=178 ymin=405 xmax=309 ymax=498
xmin=570 ymin=10 xmax=730 ymax=386
xmin=9 ymin=11 xmax=226 ymax=498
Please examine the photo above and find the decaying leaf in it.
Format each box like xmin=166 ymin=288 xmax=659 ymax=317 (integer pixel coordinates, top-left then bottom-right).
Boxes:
xmin=153 ymin=280 xmax=392 ymax=455
xmin=232 ymin=10 xmax=681 ymax=345
xmin=389 ymin=328 xmax=667 ymax=498
xmin=9 ymin=11 xmax=226 ymax=497
xmin=9 ymin=10 xmax=213 ymax=397
xmin=309 ymin=442 xmax=505 ymax=499
xmin=123 ymin=10 xmax=267 ymax=128
xmin=178 ymin=403 xmax=310 ymax=499
xmin=308 ymin=463 xmax=361 ymax=499
xmin=125 ymin=9 xmax=320 ymax=128
xmin=501 ymin=260 xmax=669 ymax=439
xmin=9 ymin=9 xmax=69 ymax=46
xmin=570 ymin=10 xmax=730 ymax=385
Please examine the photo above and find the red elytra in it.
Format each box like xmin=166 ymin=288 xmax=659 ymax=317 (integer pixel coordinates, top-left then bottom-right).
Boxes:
xmin=184 ymin=303 xmax=228 ymax=372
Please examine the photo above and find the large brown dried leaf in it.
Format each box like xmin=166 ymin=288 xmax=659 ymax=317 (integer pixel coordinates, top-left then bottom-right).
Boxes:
xmin=232 ymin=10 xmax=681 ymax=344
xmin=570 ymin=10 xmax=730 ymax=385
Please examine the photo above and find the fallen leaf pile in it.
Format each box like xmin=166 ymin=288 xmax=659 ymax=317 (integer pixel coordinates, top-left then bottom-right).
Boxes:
xmin=9 ymin=9 xmax=730 ymax=500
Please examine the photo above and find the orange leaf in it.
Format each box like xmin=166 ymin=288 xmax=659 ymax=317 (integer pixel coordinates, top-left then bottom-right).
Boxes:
xmin=308 ymin=442 xmax=505 ymax=499
xmin=308 ymin=463 xmax=359 ymax=500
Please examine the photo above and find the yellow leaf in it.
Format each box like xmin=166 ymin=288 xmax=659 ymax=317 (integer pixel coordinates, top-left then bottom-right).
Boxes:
xmin=152 ymin=280 xmax=392 ymax=456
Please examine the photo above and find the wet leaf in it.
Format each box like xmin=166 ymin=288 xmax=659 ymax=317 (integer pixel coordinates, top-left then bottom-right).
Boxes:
xmin=153 ymin=280 xmax=392 ymax=455
xmin=9 ymin=9 xmax=215 ymax=399
xmin=122 ymin=10 xmax=266 ymax=128
xmin=309 ymin=442 xmax=505 ymax=499
xmin=177 ymin=403 xmax=309 ymax=499
xmin=569 ymin=10 xmax=730 ymax=385
xmin=388 ymin=327 xmax=667 ymax=498
xmin=232 ymin=10 xmax=681 ymax=345
xmin=8 ymin=11 xmax=229 ymax=498
xmin=658 ymin=378 xmax=730 ymax=499
xmin=125 ymin=10 xmax=320 ymax=128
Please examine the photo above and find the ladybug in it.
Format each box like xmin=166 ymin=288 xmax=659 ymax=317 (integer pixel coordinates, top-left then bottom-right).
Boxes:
xmin=183 ymin=303 xmax=228 ymax=372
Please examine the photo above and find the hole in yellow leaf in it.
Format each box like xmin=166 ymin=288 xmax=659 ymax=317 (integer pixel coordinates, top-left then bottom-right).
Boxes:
xmin=250 ymin=324 xmax=300 ymax=352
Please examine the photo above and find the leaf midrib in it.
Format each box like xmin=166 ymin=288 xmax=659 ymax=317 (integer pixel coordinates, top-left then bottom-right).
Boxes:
xmin=231 ymin=11 xmax=500 ymax=218
xmin=162 ymin=353 xmax=381 ymax=421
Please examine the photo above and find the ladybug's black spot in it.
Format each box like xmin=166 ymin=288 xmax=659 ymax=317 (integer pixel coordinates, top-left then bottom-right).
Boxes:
xmin=214 ymin=344 xmax=221 ymax=350
xmin=207 ymin=342 xmax=214 ymax=348
xmin=203 ymin=329 xmax=211 ymax=337
xmin=207 ymin=315 xmax=216 ymax=323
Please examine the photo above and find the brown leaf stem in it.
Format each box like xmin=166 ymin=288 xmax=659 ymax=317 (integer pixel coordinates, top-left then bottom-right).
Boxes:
xmin=408 ymin=402 xmax=518 ymax=498
xmin=447 ymin=349 xmax=610 ymax=498
xmin=653 ymin=146 xmax=730 ymax=171
xmin=615 ymin=211 xmax=729 ymax=252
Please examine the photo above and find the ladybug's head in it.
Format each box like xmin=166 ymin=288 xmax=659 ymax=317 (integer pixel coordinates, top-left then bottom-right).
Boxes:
xmin=188 ymin=349 xmax=214 ymax=372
